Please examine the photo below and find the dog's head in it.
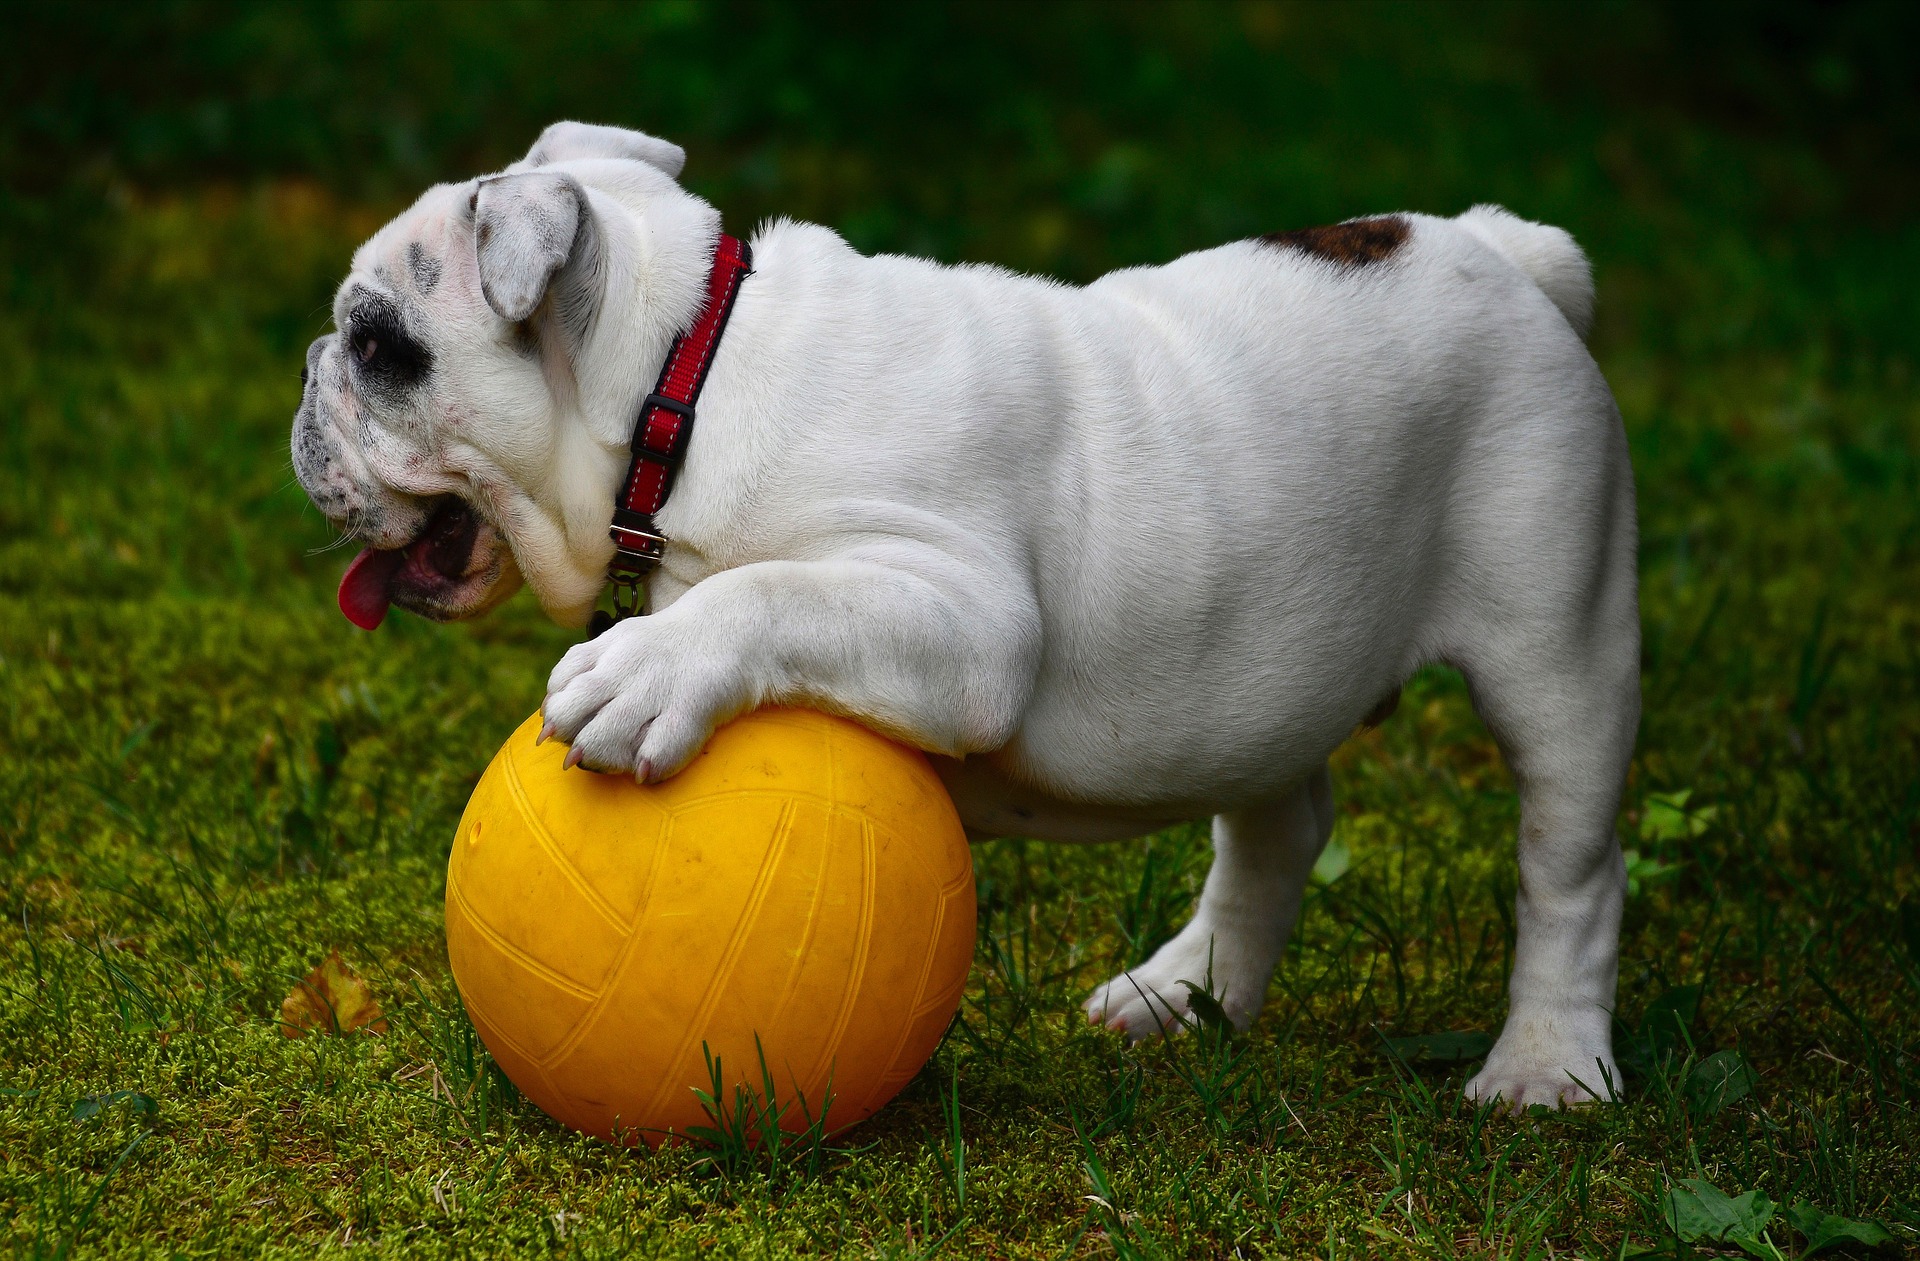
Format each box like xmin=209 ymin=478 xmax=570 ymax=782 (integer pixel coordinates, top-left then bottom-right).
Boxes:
xmin=292 ymin=122 xmax=719 ymax=628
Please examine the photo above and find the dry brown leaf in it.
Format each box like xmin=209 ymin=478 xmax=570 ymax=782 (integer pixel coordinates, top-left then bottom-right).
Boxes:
xmin=279 ymin=950 xmax=387 ymax=1037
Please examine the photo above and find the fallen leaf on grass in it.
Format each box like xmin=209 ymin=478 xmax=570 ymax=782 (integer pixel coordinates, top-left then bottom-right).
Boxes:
xmin=280 ymin=950 xmax=386 ymax=1037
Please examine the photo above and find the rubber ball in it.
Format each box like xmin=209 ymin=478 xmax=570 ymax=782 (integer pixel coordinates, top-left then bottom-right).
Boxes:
xmin=445 ymin=706 xmax=975 ymax=1144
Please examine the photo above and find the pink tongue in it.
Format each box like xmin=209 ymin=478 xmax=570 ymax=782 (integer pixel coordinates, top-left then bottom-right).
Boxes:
xmin=338 ymin=547 xmax=407 ymax=630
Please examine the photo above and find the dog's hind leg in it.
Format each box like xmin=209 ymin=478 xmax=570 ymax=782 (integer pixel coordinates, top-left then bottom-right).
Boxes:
xmin=1458 ymin=636 xmax=1638 ymax=1109
xmin=1453 ymin=446 xmax=1641 ymax=1109
xmin=1083 ymin=766 xmax=1334 ymax=1039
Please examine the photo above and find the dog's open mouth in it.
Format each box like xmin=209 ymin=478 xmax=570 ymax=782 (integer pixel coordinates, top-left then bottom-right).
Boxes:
xmin=338 ymin=498 xmax=493 ymax=629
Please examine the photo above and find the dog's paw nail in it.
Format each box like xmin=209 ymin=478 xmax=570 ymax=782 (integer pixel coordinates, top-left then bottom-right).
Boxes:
xmin=563 ymin=745 xmax=584 ymax=770
xmin=535 ymin=721 xmax=556 ymax=746
xmin=635 ymin=758 xmax=654 ymax=784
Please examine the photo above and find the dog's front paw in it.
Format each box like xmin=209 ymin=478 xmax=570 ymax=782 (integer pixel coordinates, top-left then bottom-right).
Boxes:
xmin=1081 ymin=919 xmax=1269 ymax=1042
xmin=540 ymin=615 xmax=757 ymax=781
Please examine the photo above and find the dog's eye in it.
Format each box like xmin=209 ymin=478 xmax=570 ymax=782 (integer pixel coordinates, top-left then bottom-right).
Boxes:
xmin=341 ymin=298 xmax=430 ymax=387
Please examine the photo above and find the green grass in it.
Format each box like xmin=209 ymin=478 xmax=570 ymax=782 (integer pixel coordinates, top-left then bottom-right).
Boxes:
xmin=4 ymin=2 xmax=1919 ymax=1256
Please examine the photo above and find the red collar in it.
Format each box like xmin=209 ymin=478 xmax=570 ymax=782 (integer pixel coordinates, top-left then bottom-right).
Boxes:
xmin=597 ymin=232 xmax=753 ymax=631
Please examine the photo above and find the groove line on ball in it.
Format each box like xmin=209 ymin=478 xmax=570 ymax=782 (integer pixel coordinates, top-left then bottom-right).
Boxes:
xmin=534 ymin=795 xmax=689 ymax=1070
xmin=502 ymin=738 xmax=632 ymax=933
xmin=635 ymin=798 xmax=802 ymax=1122
xmin=447 ymin=873 xmax=600 ymax=1003
xmin=795 ymin=811 xmax=879 ymax=1111
xmin=873 ymin=862 xmax=946 ymax=1086
xmin=760 ymin=806 xmax=836 ymax=1043
xmin=469 ymin=1002 xmax=570 ymax=1119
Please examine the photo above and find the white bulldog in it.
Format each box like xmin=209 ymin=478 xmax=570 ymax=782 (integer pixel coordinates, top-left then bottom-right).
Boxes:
xmin=293 ymin=122 xmax=1639 ymax=1109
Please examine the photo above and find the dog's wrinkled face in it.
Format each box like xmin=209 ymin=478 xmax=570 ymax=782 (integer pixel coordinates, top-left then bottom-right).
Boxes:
xmin=291 ymin=122 xmax=703 ymax=629
xmin=294 ymin=181 xmax=527 ymax=628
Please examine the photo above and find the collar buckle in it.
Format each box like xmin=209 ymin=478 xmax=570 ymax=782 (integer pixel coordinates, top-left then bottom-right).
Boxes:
xmin=608 ymin=518 xmax=669 ymax=570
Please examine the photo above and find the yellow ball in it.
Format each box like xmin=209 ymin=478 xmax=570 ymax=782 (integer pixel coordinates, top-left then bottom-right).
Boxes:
xmin=445 ymin=707 xmax=975 ymax=1145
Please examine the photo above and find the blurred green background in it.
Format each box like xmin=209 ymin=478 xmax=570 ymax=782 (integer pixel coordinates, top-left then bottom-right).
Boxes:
xmin=3 ymin=2 xmax=1917 ymax=1256
xmin=5 ymin=0 xmax=1920 ymax=604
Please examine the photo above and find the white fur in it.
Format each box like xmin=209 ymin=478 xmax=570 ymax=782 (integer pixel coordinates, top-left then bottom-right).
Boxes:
xmin=1456 ymin=203 xmax=1595 ymax=338
xmin=296 ymin=124 xmax=1640 ymax=1110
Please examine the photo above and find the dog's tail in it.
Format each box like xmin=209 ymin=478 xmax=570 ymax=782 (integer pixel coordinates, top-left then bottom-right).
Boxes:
xmin=1454 ymin=204 xmax=1594 ymax=340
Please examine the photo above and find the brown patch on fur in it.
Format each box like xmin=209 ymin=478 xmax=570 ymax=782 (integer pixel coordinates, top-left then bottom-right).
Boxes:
xmin=1261 ymin=216 xmax=1409 ymax=268
xmin=1360 ymin=689 xmax=1401 ymax=730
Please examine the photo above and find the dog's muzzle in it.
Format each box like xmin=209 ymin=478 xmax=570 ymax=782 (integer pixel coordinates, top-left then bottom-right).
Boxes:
xmin=338 ymin=498 xmax=484 ymax=629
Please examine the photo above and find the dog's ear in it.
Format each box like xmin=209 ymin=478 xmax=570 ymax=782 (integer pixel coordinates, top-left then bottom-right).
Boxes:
xmin=470 ymin=172 xmax=603 ymax=335
xmin=518 ymin=121 xmax=686 ymax=179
